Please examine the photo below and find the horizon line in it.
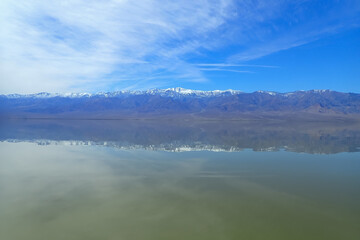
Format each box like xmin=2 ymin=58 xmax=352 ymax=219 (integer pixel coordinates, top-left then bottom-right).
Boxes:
xmin=1 ymin=88 xmax=359 ymax=96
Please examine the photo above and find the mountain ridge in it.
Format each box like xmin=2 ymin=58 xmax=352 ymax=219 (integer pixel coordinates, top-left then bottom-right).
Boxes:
xmin=0 ymin=88 xmax=345 ymax=99
xmin=1 ymin=88 xmax=360 ymax=119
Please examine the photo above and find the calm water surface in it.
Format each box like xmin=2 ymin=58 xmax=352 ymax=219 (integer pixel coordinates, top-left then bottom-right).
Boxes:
xmin=0 ymin=120 xmax=360 ymax=240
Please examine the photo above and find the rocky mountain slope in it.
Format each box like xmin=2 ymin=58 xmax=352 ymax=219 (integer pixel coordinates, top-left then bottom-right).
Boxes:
xmin=1 ymin=88 xmax=360 ymax=119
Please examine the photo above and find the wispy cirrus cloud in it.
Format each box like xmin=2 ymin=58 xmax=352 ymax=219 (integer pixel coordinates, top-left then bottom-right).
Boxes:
xmin=195 ymin=63 xmax=278 ymax=74
xmin=226 ymin=0 xmax=360 ymax=62
xmin=196 ymin=64 xmax=278 ymax=68
xmin=0 ymin=0 xmax=235 ymax=93
xmin=0 ymin=0 xmax=359 ymax=93
xmin=198 ymin=68 xmax=253 ymax=73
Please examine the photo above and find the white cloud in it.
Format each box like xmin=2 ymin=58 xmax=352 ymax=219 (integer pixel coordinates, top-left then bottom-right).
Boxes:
xmin=0 ymin=0 xmax=235 ymax=93
xmin=0 ymin=0 xmax=359 ymax=93
xmin=227 ymin=0 xmax=360 ymax=62
xmin=196 ymin=63 xmax=278 ymax=68
xmin=198 ymin=68 xmax=253 ymax=73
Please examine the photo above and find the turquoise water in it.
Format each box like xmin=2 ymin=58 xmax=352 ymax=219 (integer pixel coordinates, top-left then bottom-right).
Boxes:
xmin=1 ymin=139 xmax=359 ymax=240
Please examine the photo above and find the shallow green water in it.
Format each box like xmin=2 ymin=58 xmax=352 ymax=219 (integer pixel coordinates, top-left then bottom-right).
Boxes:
xmin=1 ymin=141 xmax=359 ymax=240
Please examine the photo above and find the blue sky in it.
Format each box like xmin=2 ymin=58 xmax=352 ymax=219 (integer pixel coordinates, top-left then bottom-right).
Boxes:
xmin=0 ymin=0 xmax=359 ymax=93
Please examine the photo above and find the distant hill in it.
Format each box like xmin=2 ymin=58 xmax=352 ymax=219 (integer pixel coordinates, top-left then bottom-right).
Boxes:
xmin=1 ymin=88 xmax=360 ymax=120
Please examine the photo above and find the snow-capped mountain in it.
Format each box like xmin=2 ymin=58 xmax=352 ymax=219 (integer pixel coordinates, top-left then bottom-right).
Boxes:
xmin=1 ymin=88 xmax=360 ymax=118
xmin=2 ymin=87 xmax=244 ymax=99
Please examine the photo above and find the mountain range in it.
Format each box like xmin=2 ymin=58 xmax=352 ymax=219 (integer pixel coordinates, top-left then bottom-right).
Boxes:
xmin=1 ymin=88 xmax=360 ymax=120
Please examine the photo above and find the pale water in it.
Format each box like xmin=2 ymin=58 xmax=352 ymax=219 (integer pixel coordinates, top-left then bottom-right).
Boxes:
xmin=0 ymin=120 xmax=360 ymax=240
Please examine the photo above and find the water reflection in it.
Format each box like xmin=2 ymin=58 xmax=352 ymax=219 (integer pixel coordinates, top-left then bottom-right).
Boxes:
xmin=0 ymin=142 xmax=359 ymax=240
xmin=1 ymin=119 xmax=360 ymax=239
xmin=1 ymin=119 xmax=360 ymax=153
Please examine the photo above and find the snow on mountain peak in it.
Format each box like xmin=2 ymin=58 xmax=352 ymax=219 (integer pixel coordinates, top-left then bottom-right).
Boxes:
xmin=1 ymin=88 xmax=338 ymax=99
xmin=159 ymin=87 xmax=242 ymax=96
xmin=312 ymin=89 xmax=331 ymax=93
xmin=256 ymin=90 xmax=277 ymax=95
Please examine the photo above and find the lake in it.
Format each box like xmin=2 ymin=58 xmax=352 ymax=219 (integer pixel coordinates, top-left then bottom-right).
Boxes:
xmin=1 ymin=119 xmax=360 ymax=240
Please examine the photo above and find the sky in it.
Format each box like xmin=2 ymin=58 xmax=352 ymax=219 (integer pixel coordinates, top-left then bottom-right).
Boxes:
xmin=0 ymin=0 xmax=359 ymax=94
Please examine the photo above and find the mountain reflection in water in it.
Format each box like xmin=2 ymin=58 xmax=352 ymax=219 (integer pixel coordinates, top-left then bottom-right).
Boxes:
xmin=1 ymin=119 xmax=360 ymax=154
xmin=1 ymin=118 xmax=360 ymax=240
